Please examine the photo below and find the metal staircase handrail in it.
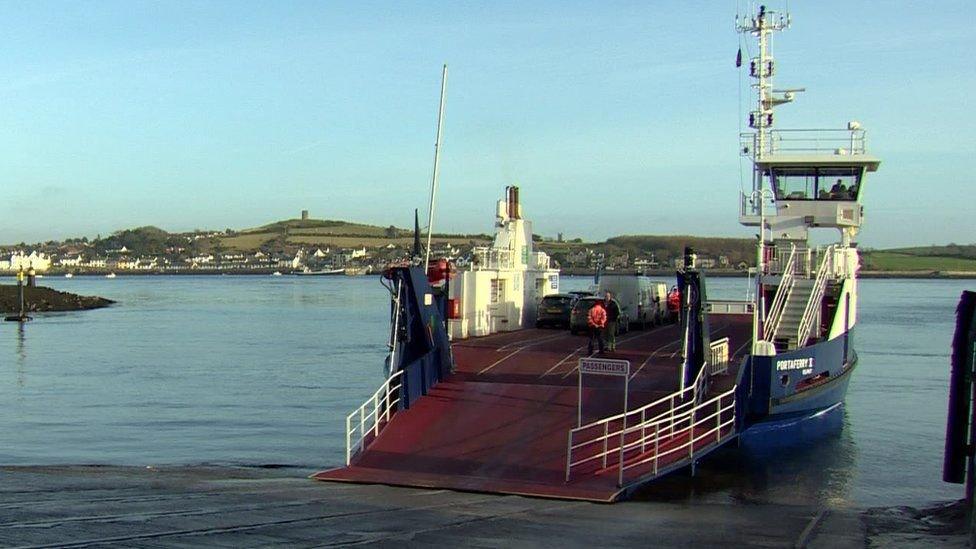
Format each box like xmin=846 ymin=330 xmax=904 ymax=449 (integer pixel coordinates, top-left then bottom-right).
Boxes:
xmin=795 ymin=245 xmax=834 ymax=346
xmin=764 ymin=244 xmax=797 ymax=340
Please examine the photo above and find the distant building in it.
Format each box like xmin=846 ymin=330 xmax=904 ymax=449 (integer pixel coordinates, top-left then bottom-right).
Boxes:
xmin=607 ymin=252 xmax=629 ymax=269
xmin=1 ymin=252 xmax=52 ymax=272
xmin=301 ymin=210 xmax=309 ymax=220
xmin=58 ymin=255 xmax=85 ymax=267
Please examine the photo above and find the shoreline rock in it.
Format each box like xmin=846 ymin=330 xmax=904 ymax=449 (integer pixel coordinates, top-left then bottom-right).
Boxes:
xmin=0 ymin=285 xmax=115 ymax=314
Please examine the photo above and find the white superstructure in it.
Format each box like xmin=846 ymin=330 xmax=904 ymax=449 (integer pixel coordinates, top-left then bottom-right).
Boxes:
xmin=735 ymin=4 xmax=881 ymax=355
xmin=448 ymin=186 xmax=560 ymax=339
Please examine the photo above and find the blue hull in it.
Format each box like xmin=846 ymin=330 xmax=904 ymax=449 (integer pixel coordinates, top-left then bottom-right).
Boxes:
xmin=735 ymin=329 xmax=856 ymax=445
xmin=739 ymin=401 xmax=846 ymax=450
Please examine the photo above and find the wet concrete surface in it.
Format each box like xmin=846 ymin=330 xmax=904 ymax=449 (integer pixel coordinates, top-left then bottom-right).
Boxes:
xmin=0 ymin=465 xmax=963 ymax=548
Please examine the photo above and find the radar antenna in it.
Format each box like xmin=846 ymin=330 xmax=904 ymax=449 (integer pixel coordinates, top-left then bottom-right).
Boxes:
xmin=735 ymin=4 xmax=796 ymax=161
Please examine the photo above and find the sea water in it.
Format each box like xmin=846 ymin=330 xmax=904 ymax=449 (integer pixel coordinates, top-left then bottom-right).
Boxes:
xmin=0 ymin=275 xmax=967 ymax=508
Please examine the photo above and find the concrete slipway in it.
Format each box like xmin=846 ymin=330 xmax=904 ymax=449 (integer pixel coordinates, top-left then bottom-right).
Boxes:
xmin=0 ymin=465 xmax=964 ymax=548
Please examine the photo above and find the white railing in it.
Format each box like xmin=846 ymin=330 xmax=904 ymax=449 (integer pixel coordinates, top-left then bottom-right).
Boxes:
xmin=471 ymin=247 xmax=514 ymax=271
xmin=706 ymin=300 xmax=754 ymax=315
xmin=617 ymin=388 xmax=736 ymax=486
xmin=709 ymin=337 xmax=730 ymax=375
xmin=795 ymin=245 xmax=834 ymax=346
xmin=764 ymin=245 xmax=796 ymax=340
xmin=566 ymin=362 xmax=720 ymax=483
xmin=345 ymin=370 xmax=404 ymax=465
xmin=767 ymin=245 xmax=806 ymax=276
xmin=739 ymin=190 xmax=776 ymax=220
xmin=740 ymin=128 xmax=867 ymax=157
xmin=564 ymin=368 xmax=736 ymax=486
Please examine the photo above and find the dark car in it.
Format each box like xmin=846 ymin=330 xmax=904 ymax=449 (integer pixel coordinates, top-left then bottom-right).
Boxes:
xmin=535 ymin=293 xmax=578 ymax=328
xmin=569 ymin=296 xmax=629 ymax=335
xmin=567 ymin=290 xmax=595 ymax=299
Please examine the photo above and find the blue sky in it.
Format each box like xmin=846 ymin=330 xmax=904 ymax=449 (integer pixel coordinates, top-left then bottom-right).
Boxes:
xmin=0 ymin=1 xmax=972 ymax=248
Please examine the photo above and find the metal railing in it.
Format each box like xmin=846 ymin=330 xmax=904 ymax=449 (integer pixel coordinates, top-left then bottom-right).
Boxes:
xmin=345 ymin=370 xmax=404 ymax=465
xmin=706 ymin=300 xmax=754 ymax=315
xmin=617 ymin=387 xmax=736 ymax=486
xmin=739 ymin=190 xmax=775 ymax=219
xmin=470 ymin=247 xmax=514 ymax=271
xmin=566 ymin=362 xmax=720 ymax=484
xmin=795 ymin=245 xmax=834 ymax=346
xmin=740 ymin=128 xmax=867 ymax=157
xmin=766 ymin=245 xmax=810 ymax=277
xmin=764 ymin=245 xmax=796 ymax=340
xmin=709 ymin=337 xmax=730 ymax=375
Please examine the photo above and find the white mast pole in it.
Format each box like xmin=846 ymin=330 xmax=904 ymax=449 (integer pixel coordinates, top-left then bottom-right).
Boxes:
xmin=424 ymin=64 xmax=448 ymax=269
xmin=756 ymin=12 xmax=768 ymax=162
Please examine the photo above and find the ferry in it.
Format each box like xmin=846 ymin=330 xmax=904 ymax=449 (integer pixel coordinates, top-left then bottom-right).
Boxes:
xmin=731 ymin=4 xmax=879 ymax=443
xmin=294 ymin=267 xmax=344 ymax=276
xmin=314 ymin=5 xmax=877 ymax=501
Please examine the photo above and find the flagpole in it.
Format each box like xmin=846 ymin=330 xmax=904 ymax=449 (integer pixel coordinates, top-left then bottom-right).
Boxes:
xmin=424 ymin=64 xmax=448 ymax=269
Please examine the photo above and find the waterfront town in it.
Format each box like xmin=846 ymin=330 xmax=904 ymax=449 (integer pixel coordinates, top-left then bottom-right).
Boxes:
xmin=0 ymin=216 xmax=753 ymax=276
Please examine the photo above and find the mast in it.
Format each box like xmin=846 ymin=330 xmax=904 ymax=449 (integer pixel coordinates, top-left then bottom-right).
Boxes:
xmin=737 ymin=4 xmax=792 ymax=356
xmin=736 ymin=5 xmax=792 ymax=177
xmin=423 ymin=64 xmax=448 ymax=269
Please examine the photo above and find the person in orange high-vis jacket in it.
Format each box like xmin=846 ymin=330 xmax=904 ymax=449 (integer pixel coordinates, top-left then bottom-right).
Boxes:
xmin=587 ymin=300 xmax=607 ymax=355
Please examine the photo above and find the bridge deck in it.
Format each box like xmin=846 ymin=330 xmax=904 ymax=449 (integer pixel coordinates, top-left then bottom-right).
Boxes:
xmin=314 ymin=314 xmax=752 ymax=502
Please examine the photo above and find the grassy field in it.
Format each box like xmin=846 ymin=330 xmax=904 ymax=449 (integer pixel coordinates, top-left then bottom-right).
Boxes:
xmin=219 ymin=232 xmax=277 ymax=251
xmin=287 ymin=235 xmax=487 ymax=248
xmin=217 ymin=218 xmax=490 ymax=252
xmin=862 ymin=251 xmax=976 ymax=272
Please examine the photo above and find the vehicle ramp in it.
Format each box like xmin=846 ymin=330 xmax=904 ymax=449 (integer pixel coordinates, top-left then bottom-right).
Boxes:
xmin=313 ymin=267 xmax=743 ymax=502
xmin=314 ymin=359 xmax=737 ymax=502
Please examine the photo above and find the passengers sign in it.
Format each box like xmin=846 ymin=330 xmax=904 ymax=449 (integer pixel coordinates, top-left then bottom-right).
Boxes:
xmin=576 ymin=358 xmax=631 ymax=428
xmin=578 ymin=358 xmax=630 ymax=377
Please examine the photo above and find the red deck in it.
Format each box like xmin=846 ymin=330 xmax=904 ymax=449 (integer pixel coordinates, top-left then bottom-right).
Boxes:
xmin=314 ymin=315 xmax=752 ymax=502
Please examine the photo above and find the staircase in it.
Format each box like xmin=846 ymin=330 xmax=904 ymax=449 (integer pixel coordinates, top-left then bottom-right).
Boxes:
xmin=774 ymin=278 xmax=815 ymax=350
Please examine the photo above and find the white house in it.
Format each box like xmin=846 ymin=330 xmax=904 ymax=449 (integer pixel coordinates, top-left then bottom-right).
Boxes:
xmin=117 ymin=258 xmax=140 ymax=270
xmin=58 ymin=255 xmax=85 ymax=267
xmin=3 ymin=252 xmax=52 ymax=272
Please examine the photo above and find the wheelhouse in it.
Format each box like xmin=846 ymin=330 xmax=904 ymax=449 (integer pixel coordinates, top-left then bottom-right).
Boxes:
xmin=769 ymin=165 xmax=864 ymax=201
xmin=752 ymin=154 xmax=880 ymax=230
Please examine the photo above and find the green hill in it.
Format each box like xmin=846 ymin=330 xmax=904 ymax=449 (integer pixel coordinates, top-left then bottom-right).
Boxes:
xmin=863 ymin=244 xmax=976 ymax=272
xmin=94 ymin=226 xmax=180 ymax=255
xmin=220 ymin=217 xmax=489 ymax=253
xmin=883 ymin=244 xmax=976 ymax=260
xmin=605 ymin=235 xmax=755 ymax=264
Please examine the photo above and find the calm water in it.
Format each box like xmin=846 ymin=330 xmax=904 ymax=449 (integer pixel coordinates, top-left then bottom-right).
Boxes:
xmin=0 ymin=275 xmax=968 ymax=508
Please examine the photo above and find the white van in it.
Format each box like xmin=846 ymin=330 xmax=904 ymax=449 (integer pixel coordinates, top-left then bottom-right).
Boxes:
xmin=597 ymin=274 xmax=669 ymax=328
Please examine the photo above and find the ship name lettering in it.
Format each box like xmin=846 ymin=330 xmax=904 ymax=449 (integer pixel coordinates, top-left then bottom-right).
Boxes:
xmin=776 ymin=358 xmax=815 ymax=372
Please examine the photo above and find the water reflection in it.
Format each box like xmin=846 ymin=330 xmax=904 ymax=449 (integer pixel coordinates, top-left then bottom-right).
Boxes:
xmin=16 ymin=322 xmax=26 ymax=388
xmin=632 ymin=405 xmax=855 ymax=507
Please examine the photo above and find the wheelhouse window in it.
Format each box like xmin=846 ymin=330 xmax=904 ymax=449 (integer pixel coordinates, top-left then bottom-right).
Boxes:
xmin=769 ymin=166 xmax=862 ymax=201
